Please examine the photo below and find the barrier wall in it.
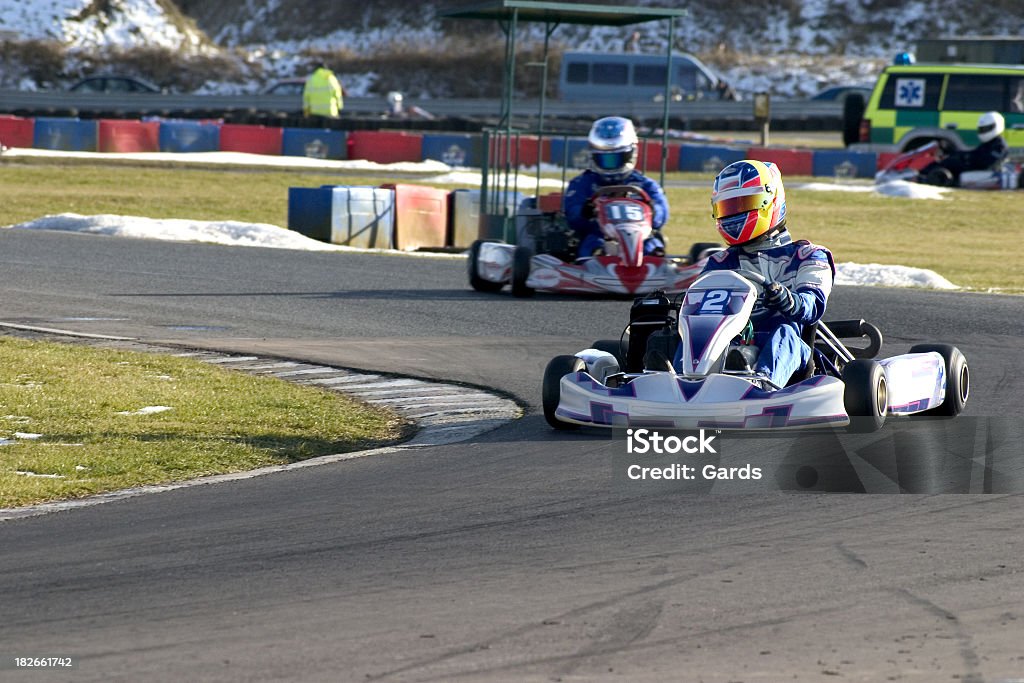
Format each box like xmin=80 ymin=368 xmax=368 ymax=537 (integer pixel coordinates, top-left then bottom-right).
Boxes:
xmin=549 ymin=138 xmax=589 ymax=169
xmin=282 ymin=128 xmax=346 ymax=160
xmin=286 ymin=186 xmax=394 ymax=248
xmin=98 ymin=119 xmax=159 ymax=152
xmin=678 ymin=144 xmax=747 ymax=173
xmin=159 ymin=120 xmax=220 ymax=153
xmin=348 ymin=130 xmax=422 ymax=164
xmin=382 ymin=183 xmax=448 ymax=250
xmin=421 ymin=133 xmax=481 ymax=167
xmin=636 ymin=140 xmax=681 ymax=174
xmin=488 ymin=135 xmax=551 ymax=168
xmin=0 ymin=115 xmax=36 ymax=148
xmin=219 ymin=124 xmax=283 ymax=155
xmin=811 ymin=150 xmax=878 ymax=178
xmin=448 ymin=189 xmax=524 ymax=247
xmin=33 ymin=117 xmax=97 ymax=152
xmin=745 ymin=147 xmax=814 ymax=176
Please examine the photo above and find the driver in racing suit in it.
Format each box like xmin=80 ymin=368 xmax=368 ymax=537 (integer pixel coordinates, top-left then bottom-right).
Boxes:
xmin=921 ymin=111 xmax=1008 ymax=184
xmin=682 ymin=159 xmax=836 ymax=388
xmin=563 ymin=116 xmax=669 ymax=258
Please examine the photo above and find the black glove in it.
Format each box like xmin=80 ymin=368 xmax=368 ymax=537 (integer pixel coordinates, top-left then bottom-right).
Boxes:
xmin=763 ymin=281 xmax=797 ymax=316
xmin=581 ymin=199 xmax=595 ymax=219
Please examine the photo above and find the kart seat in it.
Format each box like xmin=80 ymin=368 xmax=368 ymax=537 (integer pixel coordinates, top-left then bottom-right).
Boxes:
xmin=784 ymin=322 xmax=818 ymax=387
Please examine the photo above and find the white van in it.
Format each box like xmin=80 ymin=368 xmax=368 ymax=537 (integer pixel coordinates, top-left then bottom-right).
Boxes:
xmin=558 ymin=51 xmax=726 ymax=102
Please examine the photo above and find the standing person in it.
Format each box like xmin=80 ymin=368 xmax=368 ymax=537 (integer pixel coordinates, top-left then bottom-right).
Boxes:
xmin=693 ymin=159 xmax=835 ymax=388
xmin=563 ymin=116 xmax=669 ymax=258
xmin=302 ymin=61 xmax=344 ymax=126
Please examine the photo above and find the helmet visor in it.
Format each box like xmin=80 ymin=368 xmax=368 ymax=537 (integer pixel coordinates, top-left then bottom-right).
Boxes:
xmin=712 ymin=193 xmax=767 ymax=219
xmin=593 ymin=150 xmax=631 ymax=172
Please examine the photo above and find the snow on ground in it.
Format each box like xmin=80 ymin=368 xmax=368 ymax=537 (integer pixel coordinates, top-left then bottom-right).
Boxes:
xmin=1 ymin=148 xmax=958 ymax=288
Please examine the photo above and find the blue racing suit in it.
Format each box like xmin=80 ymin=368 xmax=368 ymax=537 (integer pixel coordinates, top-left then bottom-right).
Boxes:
xmin=563 ymin=169 xmax=669 ymax=258
xmin=681 ymin=230 xmax=835 ymax=387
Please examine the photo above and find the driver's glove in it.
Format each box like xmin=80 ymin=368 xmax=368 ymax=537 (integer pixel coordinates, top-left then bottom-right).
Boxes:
xmin=581 ymin=199 xmax=596 ymax=219
xmin=763 ymin=281 xmax=798 ymax=316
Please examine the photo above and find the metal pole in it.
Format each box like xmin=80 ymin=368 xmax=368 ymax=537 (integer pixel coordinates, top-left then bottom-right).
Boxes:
xmin=660 ymin=17 xmax=675 ymax=185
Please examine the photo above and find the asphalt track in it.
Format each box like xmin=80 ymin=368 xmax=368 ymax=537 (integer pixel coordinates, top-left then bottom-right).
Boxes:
xmin=1 ymin=229 xmax=1023 ymax=683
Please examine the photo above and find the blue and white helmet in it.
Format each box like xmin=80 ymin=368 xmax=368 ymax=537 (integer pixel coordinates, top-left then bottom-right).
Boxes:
xmin=588 ymin=116 xmax=638 ymax=181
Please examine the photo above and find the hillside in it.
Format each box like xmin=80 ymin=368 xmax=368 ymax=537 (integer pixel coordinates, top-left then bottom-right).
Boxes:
xmin=1 ymin=0 xmax=1024 ymax=98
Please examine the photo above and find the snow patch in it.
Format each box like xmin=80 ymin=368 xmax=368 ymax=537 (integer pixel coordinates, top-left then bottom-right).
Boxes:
xmin=874 ymin=180 xmax=950 ymax=200
xmin=116 ymin=406 xmax=173 ymax=416
xmin=836 ymin=263 xmax=958 ymax=290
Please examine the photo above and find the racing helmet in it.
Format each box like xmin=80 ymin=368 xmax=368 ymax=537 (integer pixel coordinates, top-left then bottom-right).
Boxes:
xmin=710 ymin=160 xmax=787 ymax=246
xmin=588 ymin=116 xmax=638 ymax=181
xmin=978 ymin=111 xmax=1005 ymax=143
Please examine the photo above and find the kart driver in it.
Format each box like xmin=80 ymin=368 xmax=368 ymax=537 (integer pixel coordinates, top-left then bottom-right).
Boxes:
xmin=690 ymin=159 xmax=836 ymax=388
xmin=921 ymin=111 xmax=1008 ymax=183
xmin=563 ymin=116 xmax=669 ymax=258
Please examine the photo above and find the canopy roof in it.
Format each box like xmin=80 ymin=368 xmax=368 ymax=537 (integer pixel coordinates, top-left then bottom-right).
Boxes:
xmin=441 ymin=1 xmax=687 ymax=26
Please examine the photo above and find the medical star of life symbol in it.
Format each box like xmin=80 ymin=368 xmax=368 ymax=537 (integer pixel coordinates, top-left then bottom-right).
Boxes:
xmin=895 ymin=79 xmax=924 ymax=107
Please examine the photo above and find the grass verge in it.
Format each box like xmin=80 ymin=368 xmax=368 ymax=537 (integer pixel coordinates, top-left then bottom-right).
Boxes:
xmin=1 ymin=158 xmax=1020 ymax=292
xmin=0 ymin=337 xmax=407 ymax=508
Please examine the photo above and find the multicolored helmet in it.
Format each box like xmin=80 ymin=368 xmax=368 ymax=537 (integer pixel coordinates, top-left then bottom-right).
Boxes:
xmin=710 ymin=159 xmax=787 ymax=246
xmin=588 ymin=116 xmax=638 ymax=181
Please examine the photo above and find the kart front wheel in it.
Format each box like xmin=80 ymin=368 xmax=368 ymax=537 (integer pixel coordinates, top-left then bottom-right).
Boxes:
xmin=688 ymin=242 xmax=723 ymax=264
xmin=591 ymin=339 xmax=626 ymax=367
xmin=468 ymin=239 xmax=504 ymax=293
xmin=843 ymin=359 xmax=887 ymax=433
xmin=909 ymin=344 xmax=969 ymax=417
xmin=542 ymin=355 xmax=585 ymax=430
xmin=511 ymin=245 xmax=535 ymax=297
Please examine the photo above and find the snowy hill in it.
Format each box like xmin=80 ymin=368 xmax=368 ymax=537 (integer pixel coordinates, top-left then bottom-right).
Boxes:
xmin=2 ymin=0 xmax=1024 ymax=98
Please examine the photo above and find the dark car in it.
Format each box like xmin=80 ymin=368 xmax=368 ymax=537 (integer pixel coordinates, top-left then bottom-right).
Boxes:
xmin=69 ymin=76 xmax=164 ymax=94
xmin=809 ymin=85 xmax=873 ymax=102
xmin=263 ymin=78 xmax=306 ymax=96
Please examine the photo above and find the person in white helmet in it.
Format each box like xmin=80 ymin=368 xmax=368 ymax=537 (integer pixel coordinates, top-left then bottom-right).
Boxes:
xmin=921 ymin=111 xmax=1008 ymax=184
xmin=562 ymin=116 xmax=669 ymax=258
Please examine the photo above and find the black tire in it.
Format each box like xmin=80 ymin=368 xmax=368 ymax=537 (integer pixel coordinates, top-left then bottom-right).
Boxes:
xmin=688 ymin=242 xmax=723 ymax=264
xmin=468 ymin=239 xmax=504 ymax=293
xmin=542 ymin=355 xmax=585 ymax=430
xmin=909 ymin=344 xmax=969 ymax=417
xmin=843 ymin=359 xmax=887 ymax=433
xmin=511 ymin=245 xmax=535 ymax=298
xmin=924 ymin=166 xmax=955 ymax=187
xmin=842 ymin=93 xmax=866 ymax=147
xmin=591 ymin=339 xmax=626 ymax=367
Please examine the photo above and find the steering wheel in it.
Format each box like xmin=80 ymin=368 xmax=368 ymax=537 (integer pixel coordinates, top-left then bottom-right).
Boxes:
xmin=591 ymin=184 xmax=653 ymax=206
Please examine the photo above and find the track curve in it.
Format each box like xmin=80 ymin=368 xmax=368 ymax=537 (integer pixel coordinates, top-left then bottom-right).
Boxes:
xmin=0 ymin=229 xmax=1022 ymax=682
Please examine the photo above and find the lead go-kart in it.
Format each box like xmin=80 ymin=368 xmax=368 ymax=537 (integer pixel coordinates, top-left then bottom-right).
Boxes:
xmin=875 ymin=141 xmax=1023 ymax=189
xmin=543 ymin=269 xmax=969 ymax=433
xmin=468 ymin=185 xmax=720 ymax=297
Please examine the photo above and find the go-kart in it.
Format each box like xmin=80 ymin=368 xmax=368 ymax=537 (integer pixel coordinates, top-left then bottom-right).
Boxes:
xmin=543 ymin=269 xmax=969 ymax=432
xmin=468 ymin=185 xmax=719 ymax=297
xmin=875 ymin=141 xmax=1023 ymax=189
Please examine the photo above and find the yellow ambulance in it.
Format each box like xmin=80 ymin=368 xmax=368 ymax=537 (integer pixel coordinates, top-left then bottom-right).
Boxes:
xmin=855 ymin=63 xmax=1024 ymax=151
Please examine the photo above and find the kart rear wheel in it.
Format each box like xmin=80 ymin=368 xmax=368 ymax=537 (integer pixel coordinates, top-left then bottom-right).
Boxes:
xmin=688 ymin=242 xmax=723 ymax=264
xmin=511 ymin=245 xmax=535 ymax=298
xmin=543 ymin=355 xmax=585 ymax=430
xmin=843 ymin=359 xmax=887 ymax=433
xmin=924 ymin=166 xmax=955 ymax=187
xmin=591 ymin=339 xmax=626 ymax=367
xmin=909 ymin=344 xmax=969 ymax=417
xmin=468 ymin=239 xmax=504 ymax=293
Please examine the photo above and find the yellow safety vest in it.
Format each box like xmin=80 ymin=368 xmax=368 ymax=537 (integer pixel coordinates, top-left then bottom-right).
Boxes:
xmin=303 ymin=68 xmax=344 ymax=118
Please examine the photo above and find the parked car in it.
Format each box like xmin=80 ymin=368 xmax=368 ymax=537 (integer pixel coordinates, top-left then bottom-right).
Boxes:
xmin=69 ymin=75 xmax=164 ymax=94
xmin=263 ymin=78 xmax=306 ymax=96
xmin=810 ymin=85 xmax=873 ymax=102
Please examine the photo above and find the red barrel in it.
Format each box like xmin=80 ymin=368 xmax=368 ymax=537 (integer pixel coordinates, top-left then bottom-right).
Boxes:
xmin=381 ymin=183 xmax=448 ymax=251
xmin=98 ymin=120 xmax=160 ymax=153
xmin=219 ymin=124 xmax=283 ymax=155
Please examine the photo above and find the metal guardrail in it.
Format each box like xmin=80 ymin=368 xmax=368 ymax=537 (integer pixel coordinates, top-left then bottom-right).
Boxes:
xmin=0 ymin=90 xmax=843 ymax=125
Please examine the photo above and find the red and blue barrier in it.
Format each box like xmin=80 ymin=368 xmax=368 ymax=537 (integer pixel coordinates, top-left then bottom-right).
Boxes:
xmin=421 ymin=133 xmax=482 ymax=167
xmin=678 ymin=144 xmax=747 ymax=173
xmin=288 ymin=185 xmax=394 ymax=248
xmin=381 ymin=183 xmax=448 ymax=250
xmin=549 ymin=137 xmax=589 ymax=169
xmin=159 ymin=120 xmax=220 ymax=153
xmin=219 ymin=124 xmax=283 ymax=155
xmin=33 ymin=117 xmax=97 ymax=152
xmin=811 ymin=150 xmax=878 ymax=178
xmin=348 ymin=130 xmax=423 ymax=164
xmin=745 ymin=146 xmax=814 ymax=177
xmin=282 ymin=128 xmax=346 ymax=160
xmin=0 ymin=115 xmax=36 ymax=148
xmin=98 ymin=119 xmax=159 ymax=153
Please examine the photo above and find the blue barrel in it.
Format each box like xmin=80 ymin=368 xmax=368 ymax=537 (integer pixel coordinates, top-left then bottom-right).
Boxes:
xmin=282 ymin=128 xmax=346 ymax=160
xmin=32 ymin=117 xmax=97 ymax=152
xmin=421 ymin=134 xmax=482 ymax=167
xmin=678 ymin=145 xmax=747 ymax=173
xmin=287 ymin=187 xmax=334 ymax=243
xmin=549 ymin=137 xmax=589 ymax=169
xmin=811 ymin=150 xmax=878 ymax=178
xmin=159 ymin=121 xmax=220 ymax=153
